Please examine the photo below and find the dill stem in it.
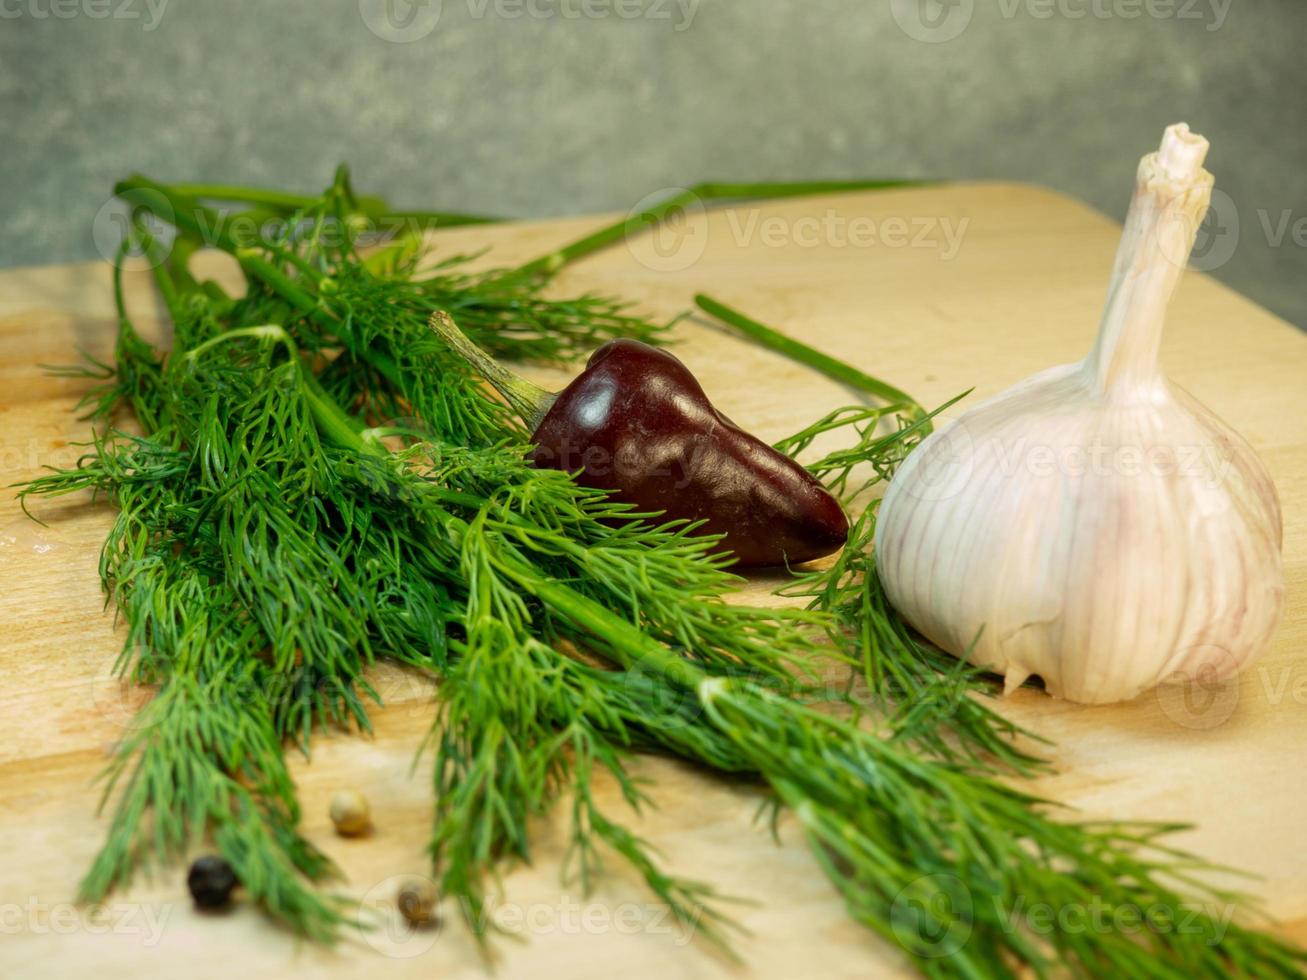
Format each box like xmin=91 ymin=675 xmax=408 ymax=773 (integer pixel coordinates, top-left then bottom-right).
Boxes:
xmin=166 ymin=182 xmax=500 ymax=228
xmin=169 ymin=184 xmax=322 ymax=212
xmin=694 ymin=294 xmax=929 ymax=431
xmin=236 ymin=250 xmax=331 ymax=322
xmin=113 ymin=190 xmax=405 ymax=398
xmin=515 ymin=567 xmax=709 ymax=692
xmin=376 ymin=209 xmax=502 ymax=228
xmin=516 ymin=179 xmax=927 ymax=276
xmin=132 ymin=224 xmax=183 ymax=322
xmin=293 ymin=359 xmax=706 ymax=694
xmin=234 ymin=251 xmax=409 ymax=391
xmin=302 ymin=372 xmax=371 ymax=448
xmin=115 ymin=175 xmax=240 ymax=253
xmin=186 ymin=324 xmax=299 ymax=362
xmin=114 ymin=175 xmax=494 ymax=264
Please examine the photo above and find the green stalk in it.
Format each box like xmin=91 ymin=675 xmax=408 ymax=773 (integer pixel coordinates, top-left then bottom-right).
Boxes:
xmin=512 ymin=567 xmax=710 ymax=693
xmin=116 ymin=175 xmax=498 ymax=269
xmin=185 ymin=324 xmax=299 ymax=362
xmin=234 ymin=250 xmax=416 ymax=394
xmin=235 ymin=249 xmax=331 ymax=321
xmin=695 ymin=294 xmax=928 ymax=430
xmin=291 ymin=349 xmax=716 ymax=695
xmin=116 ymin=190 xmax=416 ymax=399
xmin=161 ymin=182 xmax=501 ymax=228
xmin=517 ymin=179 xmax=929 ymax=276
xmin=115 ymin=175 xmax=239 ymax=252
xmin=167 ymin=184 xmax=322 ymax=212
xmin=113 ymin=189 xmax=480 ymax=404
xmin=375 ymin=208 xmax=501 ymax=228
xmin=480 ymin=527 xmax=1307 ymax=977
xmin=132 ymin=221 xmax=183 ymax=322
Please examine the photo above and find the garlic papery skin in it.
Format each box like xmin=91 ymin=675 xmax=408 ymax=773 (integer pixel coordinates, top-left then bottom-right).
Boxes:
xmin=874 ymin=124 xmax=1285 ymax=705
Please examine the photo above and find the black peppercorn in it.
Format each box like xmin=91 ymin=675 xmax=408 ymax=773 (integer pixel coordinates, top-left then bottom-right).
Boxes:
xmin=187 ymin=855 xmax=238 ymax=909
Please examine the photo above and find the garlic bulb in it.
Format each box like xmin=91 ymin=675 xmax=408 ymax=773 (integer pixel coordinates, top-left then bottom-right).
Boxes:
xmin=875 ymin=124 xmax=1285 ymax=704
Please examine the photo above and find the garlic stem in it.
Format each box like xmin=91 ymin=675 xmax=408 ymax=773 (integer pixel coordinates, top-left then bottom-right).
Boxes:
xmin=1086 ymin=123 xmax=1214 ymax=396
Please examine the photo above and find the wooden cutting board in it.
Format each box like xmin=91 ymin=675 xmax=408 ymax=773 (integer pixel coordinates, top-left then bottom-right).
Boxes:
xmin=2 ymin=183 xmax=1305 ymax=979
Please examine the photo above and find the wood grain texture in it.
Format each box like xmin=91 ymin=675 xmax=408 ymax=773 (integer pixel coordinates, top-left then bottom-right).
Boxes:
xmin=1 ymin=183 xmax=1305 ymax=978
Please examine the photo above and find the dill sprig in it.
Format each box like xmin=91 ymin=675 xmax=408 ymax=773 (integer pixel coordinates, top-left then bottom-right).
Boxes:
xmin=17 ymin=169 xmax=1306 ymax=977
xmin=775 ymin=398 xmax=1047 ymax=774
xmin=24 ymin=173 xmax=821 ymax=946
xmin=489 ymin=506 xmax=1307 ymax=977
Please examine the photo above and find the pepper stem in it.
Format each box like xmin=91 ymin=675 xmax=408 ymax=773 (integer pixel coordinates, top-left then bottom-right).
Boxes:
xmin=428 ymin=311 xmax=557 ymax=430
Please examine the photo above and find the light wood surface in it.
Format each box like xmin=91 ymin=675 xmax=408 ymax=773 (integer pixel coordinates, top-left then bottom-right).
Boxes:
xmin=2 ymin=182 xmax=1305 ymax=979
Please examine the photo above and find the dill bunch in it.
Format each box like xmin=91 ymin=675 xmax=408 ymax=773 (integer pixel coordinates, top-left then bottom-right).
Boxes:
xmin=25 ymin=173 xmax=823 ymax=945
xmin=19 ymin=170 xmax=1307 ymax=978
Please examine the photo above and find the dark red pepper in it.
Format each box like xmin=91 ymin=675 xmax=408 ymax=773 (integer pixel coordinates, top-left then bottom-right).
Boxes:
xmin=431 ymin=313 xmax=849 ymax=568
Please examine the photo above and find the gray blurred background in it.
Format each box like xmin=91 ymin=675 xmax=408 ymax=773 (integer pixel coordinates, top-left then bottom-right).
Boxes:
xmin=2 ymin=0 xmax=1304 ymax=327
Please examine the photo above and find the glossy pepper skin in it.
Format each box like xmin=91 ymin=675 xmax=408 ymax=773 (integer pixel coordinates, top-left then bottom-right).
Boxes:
xmin=529 ymin=339 xmax=849 ymax=567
